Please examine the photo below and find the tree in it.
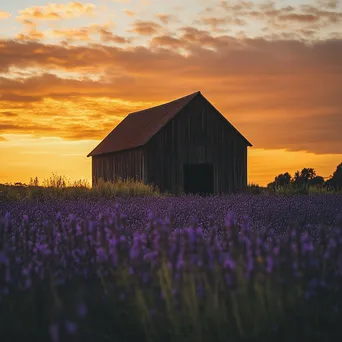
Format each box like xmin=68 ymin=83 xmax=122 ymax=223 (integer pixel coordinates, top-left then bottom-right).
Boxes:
xmin=274 ymin=172 xmax=292 ymax=186
xmin=293 ymin=168 xmax=316 ymax=187
xmin=309 ymin=176 xmax=324 ymax=186
xmin=325 ymin=162 xmax=342 ymax=190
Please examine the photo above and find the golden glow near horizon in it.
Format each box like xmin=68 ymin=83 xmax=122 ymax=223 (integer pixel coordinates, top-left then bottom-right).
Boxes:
xmin=0 ymin=0 xmax=342 ymax=186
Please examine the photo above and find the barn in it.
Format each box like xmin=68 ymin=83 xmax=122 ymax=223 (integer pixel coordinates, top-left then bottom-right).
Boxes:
xmin=87 ymin=91 xmax=252 ymax=195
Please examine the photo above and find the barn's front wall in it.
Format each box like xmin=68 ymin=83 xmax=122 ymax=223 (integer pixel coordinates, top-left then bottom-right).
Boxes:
xmin=144 ymin=95 xmax=248 ymax=194
xmin=91 ymin=147 xmax=145 ymax=186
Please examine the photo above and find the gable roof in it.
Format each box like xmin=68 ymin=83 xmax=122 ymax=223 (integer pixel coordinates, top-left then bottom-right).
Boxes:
xmin=87 ymin=91 xmax=200 ymax=157
xmin=87 ymin=91 xmax=252 ymax=157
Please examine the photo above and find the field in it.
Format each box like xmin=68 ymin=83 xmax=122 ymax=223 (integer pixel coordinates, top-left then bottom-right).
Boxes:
xmin=1 ymin=193 xmax=342 ymax=342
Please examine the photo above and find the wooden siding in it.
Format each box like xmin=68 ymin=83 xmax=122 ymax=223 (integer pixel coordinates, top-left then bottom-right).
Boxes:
xmin=144 ymin=95 xmax=248 ymax=194
xmin=91 ymin=147 xmax=144 ymax=186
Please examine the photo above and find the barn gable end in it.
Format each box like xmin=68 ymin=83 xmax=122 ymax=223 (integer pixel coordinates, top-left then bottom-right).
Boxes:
xmin=88 ymin=91 xmax=252 ymax=194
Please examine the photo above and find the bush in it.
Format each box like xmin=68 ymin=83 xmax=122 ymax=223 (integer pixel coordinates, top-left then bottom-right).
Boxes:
xmin=246 ymin=183 xmax=265 ymax=195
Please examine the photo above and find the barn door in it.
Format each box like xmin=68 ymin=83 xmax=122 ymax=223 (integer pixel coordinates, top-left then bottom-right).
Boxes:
xmin=183 ymin=163 xmax=214 ymax=195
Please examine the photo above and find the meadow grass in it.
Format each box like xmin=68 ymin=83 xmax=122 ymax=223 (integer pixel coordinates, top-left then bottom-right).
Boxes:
xmin=1 ymin=173 xmax=341 ymax=203
xmin=0 ymin=174 xmax=164 ymax=201
xmin=247 ymin=183 xmax=342 ymax=195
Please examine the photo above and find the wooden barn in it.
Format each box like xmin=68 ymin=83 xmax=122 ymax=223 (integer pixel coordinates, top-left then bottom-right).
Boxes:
xmin=87 ymin=91 xmax=252 ymax=195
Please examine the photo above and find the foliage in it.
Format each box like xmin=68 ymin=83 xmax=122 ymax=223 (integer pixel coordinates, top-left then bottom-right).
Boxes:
xmin=246 ymin=183 xmax=265 ymax=195
xmin=266 ymin=162 xmax=342 ymax=195
xmin=274 ymin=172 xmax=291 ymax=187
xmin=325 ymin=163 xmax=342 ymax=191
xmin=93 ymin=177 xmax=161 ymax=198
xmin=1 ymin=199 xmax=342 ymax=342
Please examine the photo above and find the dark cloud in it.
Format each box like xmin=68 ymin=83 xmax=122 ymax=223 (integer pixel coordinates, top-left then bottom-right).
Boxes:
xmin=0 ymin=34 xmax=341 ymax=154
xmin=278 ymin=13 xmax=320 ymax=22
xmin=0 ymin=93 xmax=43 ymax=102
xmin=0 ymin=111 xmax=18 ymax=117
xmin=151 ymin=35 xmax=183 ymax=48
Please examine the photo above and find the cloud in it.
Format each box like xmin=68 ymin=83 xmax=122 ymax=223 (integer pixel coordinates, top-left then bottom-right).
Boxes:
xmin=48 ymin=24 xmax=130 ymax=44
xmin=277 ymin=14 xmax=320 ymax=23
xmin=0 ymin=93 xmax=43 ymax=102
xmin=98 ymin=28 xmax=131 ymax=44
xmin=0 ymin=10 xmax=11 ymax=19
xmin=1 ymin=111 xmax=18 ymax=117
xmin=14 ymin=20 xmax=45 ymax=41
xmin=216 ymin=0 xmax=342 ymax=32
xmin=17 ymin=2 xmax=96 ymax=21
xmin=220 ymin=1 xmax=254 ymax=12
xmin=50 ymin=28 xmax=91 ymax=42
xmin=151 ymin=35 xmax=183 ymax=48
xmin=156 ymin=14 xmax=176 ymax=24
xmin=0 ymin=136 xmax=7 ymax=141
xmin=199 ymin=16 xmax=247 ymax=29
xmin=16 ymin=31 xmax=45 ymax=42
xmin=129 ymin=20 xmax=162 ymax=36
xmin=316 ymin=0 xmax=339 ymax=9
xmin=124 ymin=9 xmax=135 ymax=17
xmin=0 ymin=33 xmax=341 ymax=154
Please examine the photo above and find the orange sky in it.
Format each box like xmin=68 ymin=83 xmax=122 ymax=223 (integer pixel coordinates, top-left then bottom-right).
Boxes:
xmin=0 ymin=0 xmax=342 ymax=186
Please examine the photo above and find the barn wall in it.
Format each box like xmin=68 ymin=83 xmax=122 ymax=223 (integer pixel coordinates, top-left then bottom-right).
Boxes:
xmin=145 ymin=95 xmax=249 ymax=194
xmin=91 ymin=147 xmax=144 ymax=186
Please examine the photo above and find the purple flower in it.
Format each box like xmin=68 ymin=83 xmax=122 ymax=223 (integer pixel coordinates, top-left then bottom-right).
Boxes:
xmin=65 ymin=321 xmax=77 ymax=335
xmin=247 ymin=257 xmax=254 ymax=272
xmin=0 ymin=252 xmax=8 ymax=265
xmin=266 ymin=255 xmax=274 ymax=273
xmin=49 ymin=323 xmax=59 ymax=342
xmin=225 ymin=273 xmax=232 ymax=286
xmin=129 ymin=246 xmax=140 ymax=260
xmin=176 ymin=258 xmax=184 ymax=271
xmin=77 ymin=302 xmax=87 ymax=318
xmin=149 ymin=308 xmax=156 ymax=317
xmin=223 ymin=255 xmax=236 ymax=270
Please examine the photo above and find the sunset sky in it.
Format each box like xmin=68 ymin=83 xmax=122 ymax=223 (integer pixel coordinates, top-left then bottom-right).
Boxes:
xmin=0 ymin=0 xmax=341 ymax=186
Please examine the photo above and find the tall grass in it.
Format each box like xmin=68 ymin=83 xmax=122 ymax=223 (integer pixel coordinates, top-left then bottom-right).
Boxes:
xmin=2 ymin=174 xmax=342 ymax=202
xmin=93 ymin=177 xmax=161 ymax=198
xmin=0 ymin=174 xmax=163 ymax=201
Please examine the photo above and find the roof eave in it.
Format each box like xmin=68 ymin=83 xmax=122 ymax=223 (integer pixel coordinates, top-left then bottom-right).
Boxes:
xmin=87 ymin=145 xmax=144 ymax=158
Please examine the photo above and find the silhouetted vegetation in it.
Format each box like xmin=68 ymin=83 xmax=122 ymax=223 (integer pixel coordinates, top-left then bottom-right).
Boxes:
xmin=1 ymin=163 xmax=342 ymax=202
xmin=0 ymin=173 xmax=164 ymax=201
xmin=264 ymin=162 xmax=342 ymax=195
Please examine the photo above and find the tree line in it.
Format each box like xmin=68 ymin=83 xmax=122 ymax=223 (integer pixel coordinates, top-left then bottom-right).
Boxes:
xmin=268 ymin=162 xmax=342 ymax=191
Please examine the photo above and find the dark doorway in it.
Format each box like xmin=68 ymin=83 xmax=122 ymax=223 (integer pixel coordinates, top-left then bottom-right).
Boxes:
xmin=183 ymin=163 xmax=214 ymax=195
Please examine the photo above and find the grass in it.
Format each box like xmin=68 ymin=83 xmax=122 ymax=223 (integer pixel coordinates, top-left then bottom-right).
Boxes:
xmin=0 ymin=173 xmax=165 ymax=201
xmin=1 ymin=174 xmax=341 ymax=202
xmin=247 ymin=183 xmax=342 ymax=195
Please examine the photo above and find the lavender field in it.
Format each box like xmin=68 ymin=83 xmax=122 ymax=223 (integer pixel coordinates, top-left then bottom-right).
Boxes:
xmin=1 ymin=194 xmax=342 ymax=342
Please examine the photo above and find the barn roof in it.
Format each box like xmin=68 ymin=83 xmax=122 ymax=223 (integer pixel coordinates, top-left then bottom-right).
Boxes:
xmin=87 ymin=91 xmax=252 ymax=157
